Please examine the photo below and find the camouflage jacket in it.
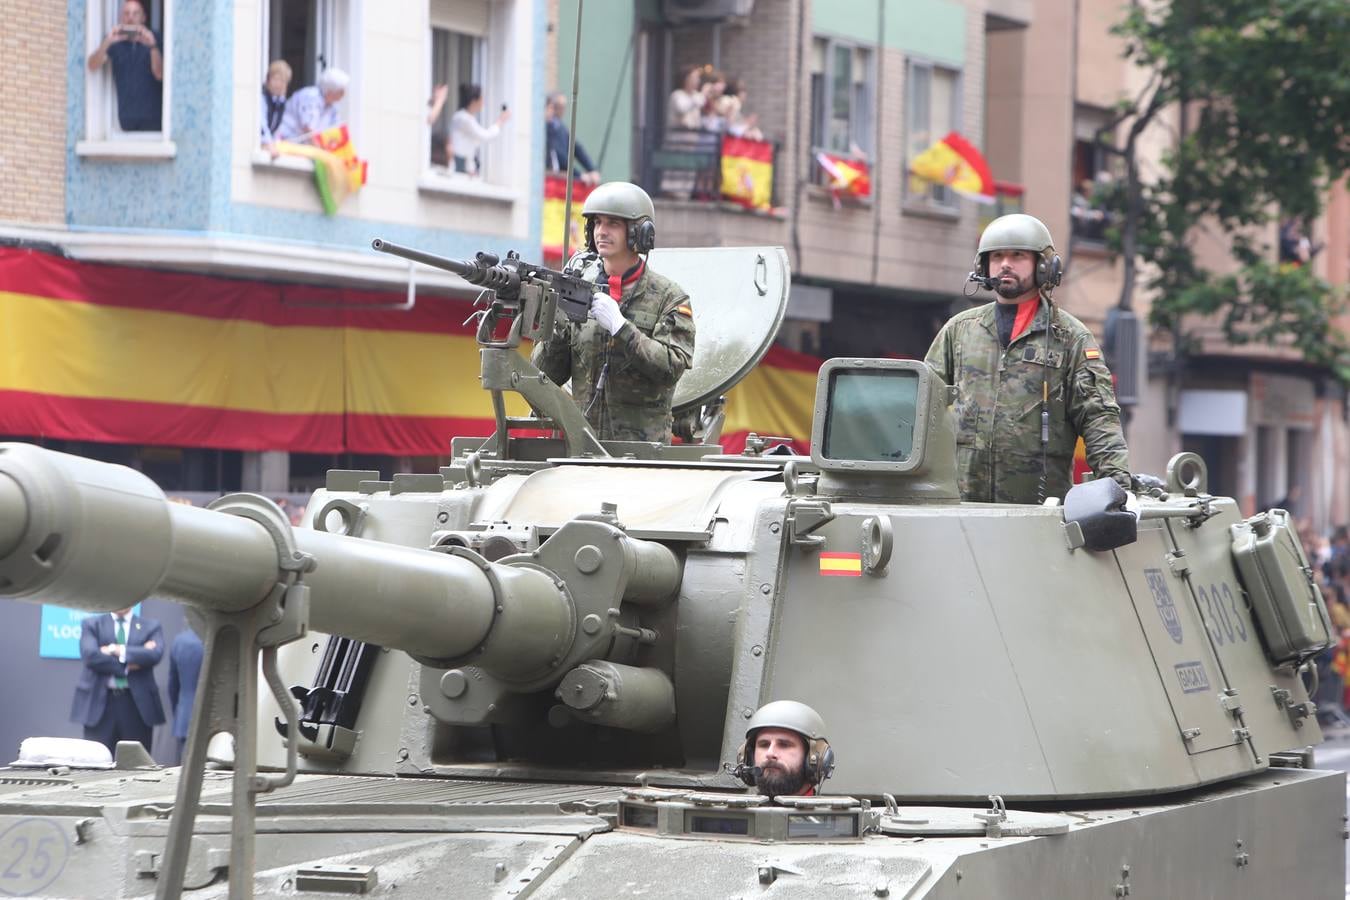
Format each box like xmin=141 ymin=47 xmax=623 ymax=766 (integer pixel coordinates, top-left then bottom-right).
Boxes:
xmin=924 ymin=299 xmax=1130 ymax=504
xmin=531 ymin=263 xmax=695 ymax=443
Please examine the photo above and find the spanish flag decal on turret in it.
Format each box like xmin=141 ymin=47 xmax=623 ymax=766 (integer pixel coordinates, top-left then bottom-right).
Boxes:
xmin=819 ymin=552 xmax=863 ymax=577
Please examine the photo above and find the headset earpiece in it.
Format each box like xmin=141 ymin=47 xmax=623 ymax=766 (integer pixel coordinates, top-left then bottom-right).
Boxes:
xmin=975 ymin=252 xmax=988 ymax=278
xmin=630 ymin=218 xmax=656 ymax=254
xmin=806 ymin=738 xmax=835 ymax=785
xmin=1036 ymin=253 xmax=1064 ymax=288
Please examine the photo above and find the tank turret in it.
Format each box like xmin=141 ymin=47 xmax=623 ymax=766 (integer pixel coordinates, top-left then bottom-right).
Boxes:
xmin=0 ymin=294 xmax=1343 ymax=897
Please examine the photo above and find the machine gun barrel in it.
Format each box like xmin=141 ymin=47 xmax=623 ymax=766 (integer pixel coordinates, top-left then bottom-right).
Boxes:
xmin=371 ymin=238 xmax=521 ymax=295
xmin=0 ymin=444 xmax=571 ymax=676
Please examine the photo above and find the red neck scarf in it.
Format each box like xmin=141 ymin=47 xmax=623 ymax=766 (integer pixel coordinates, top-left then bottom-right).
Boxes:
xmin=1011 ymin=296 xmax=1039 ymax=343
xmin=603 ymin=259 xmax=645 ymax=300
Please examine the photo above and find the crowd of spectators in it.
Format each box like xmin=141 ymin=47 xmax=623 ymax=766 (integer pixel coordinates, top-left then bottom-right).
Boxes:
xmin=1300 ymin=519 xmax=1350 ymax=726
xmin=667 ymin=64 xmax=762 ymax=139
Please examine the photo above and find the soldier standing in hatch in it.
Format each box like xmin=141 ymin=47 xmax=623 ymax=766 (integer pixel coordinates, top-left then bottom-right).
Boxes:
xmin=735 ymin=700 xmax=835 ymax=798
xmin=924 ymin=214 xmax=1130 ymax=504
xmin=531 ymin=182 xmax=695 ymax=443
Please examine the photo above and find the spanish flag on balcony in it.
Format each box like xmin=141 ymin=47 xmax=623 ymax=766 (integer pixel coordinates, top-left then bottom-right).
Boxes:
xmin=720 ymin=135 xmax=773 ymax=211
xmin=908 ymin=131 xmax=995 ymax=203
xmin=816 ymin=152 xmax=871 ymax=200
xmin=275 ymin=125 xmax=369 ymax=216
xmin=0 ymin=248 xmax=824 ymax=458
xmin=542 ymin=175 xmax=595 ymax=266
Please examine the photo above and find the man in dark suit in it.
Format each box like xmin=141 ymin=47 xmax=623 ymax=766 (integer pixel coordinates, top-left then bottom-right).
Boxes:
xmin=545 ymin=92 xmax=601 ymax=185
xmin=70 ymin=606 xmax=166 ymax=754
xmin=167 ymin=626 xmax=204 ymax=761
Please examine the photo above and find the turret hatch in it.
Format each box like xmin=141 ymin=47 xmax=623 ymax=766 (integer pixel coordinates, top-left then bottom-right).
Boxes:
xmin=653 ymin=246 xmax=790 ymax=414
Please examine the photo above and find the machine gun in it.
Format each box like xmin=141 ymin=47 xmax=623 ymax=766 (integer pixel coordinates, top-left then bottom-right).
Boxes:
xmin=371 ymin=238 xmax=609 ymax=458
xmin=371 ymin=239 xmax=597 ymax=348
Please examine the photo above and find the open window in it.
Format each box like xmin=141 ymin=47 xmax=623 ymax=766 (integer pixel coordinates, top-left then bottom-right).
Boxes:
xmin=807 ymin=37 xmax=874 ymax=192
xmin=1071 ymin=105 xmax=1119 ymax=246
xmin=256 ymin=0 xmax=355 ymax=156
xmin=903 ymin=60 xmax=961 ymax=211
xmin=427 ymin=14 xmax=487 ymax=174
xmin=79 ymin=0 xmax=173 ymax=157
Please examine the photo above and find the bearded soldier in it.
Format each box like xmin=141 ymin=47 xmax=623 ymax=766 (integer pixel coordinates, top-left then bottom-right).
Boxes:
xmin=925 ymin=214 xmax=1130 ymax=504
xmin=735 ymin=701 xmax=835 ymax=799
xmin=531 ymin=182 xmax=695 ymax=443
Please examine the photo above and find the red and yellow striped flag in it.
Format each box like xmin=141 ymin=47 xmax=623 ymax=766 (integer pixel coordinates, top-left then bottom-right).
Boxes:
xmin=908 ymin=131 xmax=995 ymax=203
xmin=816 ymin=152 xmax=871 ymax=200
xmin=819 ymin=552 xmax=863 ymax=577
xmin=720 ymin=136 xmax=773 ymax=211
xmin=275 ymin=125 xmax=368 ymax=215
xmin=541 ymin=175 xmax=595 ymax=266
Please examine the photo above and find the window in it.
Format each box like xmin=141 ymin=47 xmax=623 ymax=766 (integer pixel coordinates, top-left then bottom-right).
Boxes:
xmin=808 ymin=37 xmax=874 ymax=187
xmin=1071 ymin=105 xmax=1118 ymax=245
xmin=265 ymin=0 xmax=338 ymax=93
xmin=80 ymin=0 xmax=173 ymax=155
xmin=426 ymin=0 xmax=500 ymax=181
xmin=904 ymin=60 xmax=960 ymax=210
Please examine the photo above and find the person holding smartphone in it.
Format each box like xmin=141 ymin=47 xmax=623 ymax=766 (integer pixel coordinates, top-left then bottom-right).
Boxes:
xmin=448 ymin=83 xmax=510 ymax=176
xmin=86 ymin=0 xmax=163 ymax=132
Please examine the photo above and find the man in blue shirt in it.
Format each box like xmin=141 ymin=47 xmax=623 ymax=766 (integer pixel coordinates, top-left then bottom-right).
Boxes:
xmin=545 ymin=93 xmax=600 ymax=185
xmin=86 ymin=0 xmax=163 ymax=132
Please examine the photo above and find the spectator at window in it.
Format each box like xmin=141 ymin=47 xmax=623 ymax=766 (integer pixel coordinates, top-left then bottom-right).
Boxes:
xmin=718 ymin=80 xmax=763 ymax=141
xmin=1279 ymin=218 xmax=1320 ymax=267
xmin=427 ymin=83 xmax=452 ymax=168
xmin=449 ymin=83 xmax=509 ymax=176
xmin=699 ymin=69 xmax=728 ymax=132
xmin=668 ymin=65 xmax=707 ymax=131
xmin=1071 ymin=178 xmax=1108 ymax=242
xmin=259 ymin=59 xmax=293 ymax=157
xmin=276 ymin=67 xmax=349 ymax=142
xmin=86 ymin=0 xmax=163 ymax=133
xmin=545 ymin=92 xmax=600 ymax=185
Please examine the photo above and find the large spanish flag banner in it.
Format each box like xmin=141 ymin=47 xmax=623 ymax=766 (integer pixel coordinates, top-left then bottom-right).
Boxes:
xmin=0 ymin=248 xmax=822 ymax=457
xmin=541 ymin=175 xmax=595 ymax=266
xmin=908 ymin=131 xmax=995 ymax=203
xmin=0 ymin=247 xmax=527 ymax=455
xmin=720 ymin=136 xmax=774 ymax=211
xmin=719 ymin=343 xmax=820 ymax=454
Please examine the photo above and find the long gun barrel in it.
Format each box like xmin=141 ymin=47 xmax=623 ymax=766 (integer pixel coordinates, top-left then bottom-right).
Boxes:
xmin=0 ymin=444 xmax=584 ymax=674
xmin=371 ymin=238 xmax=523 ymax=295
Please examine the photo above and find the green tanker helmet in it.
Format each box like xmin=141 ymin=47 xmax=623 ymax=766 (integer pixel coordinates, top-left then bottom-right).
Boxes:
xmin=975 ymin=213 xmax=1063 ymax=287
xmin=737 ymin=700 xmax=836 ymax=786
xmin=582 ymin=181 xmax=657 ymax=254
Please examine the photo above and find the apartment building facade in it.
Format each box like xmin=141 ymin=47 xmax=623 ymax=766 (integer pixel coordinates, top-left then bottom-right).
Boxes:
xmin=566 ymin=0 xmax=1345 ymax=530
xmin=0 ymin=0 xmax=547 ymax=494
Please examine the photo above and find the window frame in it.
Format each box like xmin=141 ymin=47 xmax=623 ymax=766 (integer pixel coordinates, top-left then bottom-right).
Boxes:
xmin=253 ymin=0 xmax=359 ymax=166
xmin=807 ymin=35 xmax=876 ymax=190
xmin=420 ymin=0 xmax=518 ymax=196
xmin=902 ymin=57 xmax=963 ymax=214
xmin=77 ymin=0 xmax=175 ymax=159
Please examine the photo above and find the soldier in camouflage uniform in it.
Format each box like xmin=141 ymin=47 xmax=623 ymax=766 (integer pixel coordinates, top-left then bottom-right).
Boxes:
xmin=925 ymin=214 xmax=1131 ymax=504
xmin=532 ymin=182 xmax=695 ymax=443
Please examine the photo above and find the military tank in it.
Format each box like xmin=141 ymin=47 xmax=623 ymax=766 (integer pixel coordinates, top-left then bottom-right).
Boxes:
xmin=0 ymin=243 xmax=1343 ymax=899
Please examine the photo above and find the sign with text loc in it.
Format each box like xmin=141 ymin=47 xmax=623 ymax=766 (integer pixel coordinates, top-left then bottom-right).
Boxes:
xmin=39 ymin=605 xmax=140 ymax=659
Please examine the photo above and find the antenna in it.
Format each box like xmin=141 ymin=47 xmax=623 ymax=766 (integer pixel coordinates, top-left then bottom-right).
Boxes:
xmin=561 ymin=0 xmax=586 ymax=263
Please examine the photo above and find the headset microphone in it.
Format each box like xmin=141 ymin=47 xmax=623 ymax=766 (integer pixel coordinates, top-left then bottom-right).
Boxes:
xmin=732 ymin=763 xmax=763 ymax=786
xmin=967 ymin=271 xmax=997 ymax=290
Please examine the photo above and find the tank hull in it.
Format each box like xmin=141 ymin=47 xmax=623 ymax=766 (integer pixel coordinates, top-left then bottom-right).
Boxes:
xmin=0 ymin=767 xmax=1339 ymax=898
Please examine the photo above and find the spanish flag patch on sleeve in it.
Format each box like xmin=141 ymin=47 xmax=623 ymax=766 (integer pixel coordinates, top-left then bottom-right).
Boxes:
xmin=1084 ymin=347 xmax=1102 ymax=360
xmin=676 ymin=303 xmax=694 ymax=317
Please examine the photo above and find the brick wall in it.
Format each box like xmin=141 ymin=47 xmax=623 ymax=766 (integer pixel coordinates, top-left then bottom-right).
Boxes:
xmin=0 ymin=1 xmax=66 ymax=224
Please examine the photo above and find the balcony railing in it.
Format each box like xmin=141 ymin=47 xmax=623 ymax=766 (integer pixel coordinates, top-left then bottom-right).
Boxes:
xmin=644 ymin=129 xmax=780 ymax=211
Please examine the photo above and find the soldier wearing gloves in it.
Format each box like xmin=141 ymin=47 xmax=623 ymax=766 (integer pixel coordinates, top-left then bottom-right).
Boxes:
xmin=925 ymin=214 xmax=1131 ymax=504
xmin=532 ymin=182 xmax=696 ymax=442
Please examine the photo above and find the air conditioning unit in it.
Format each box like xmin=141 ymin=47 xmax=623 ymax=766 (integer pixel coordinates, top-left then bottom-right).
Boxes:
xmin=662 ymin=0 xmax=756 ymax=24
